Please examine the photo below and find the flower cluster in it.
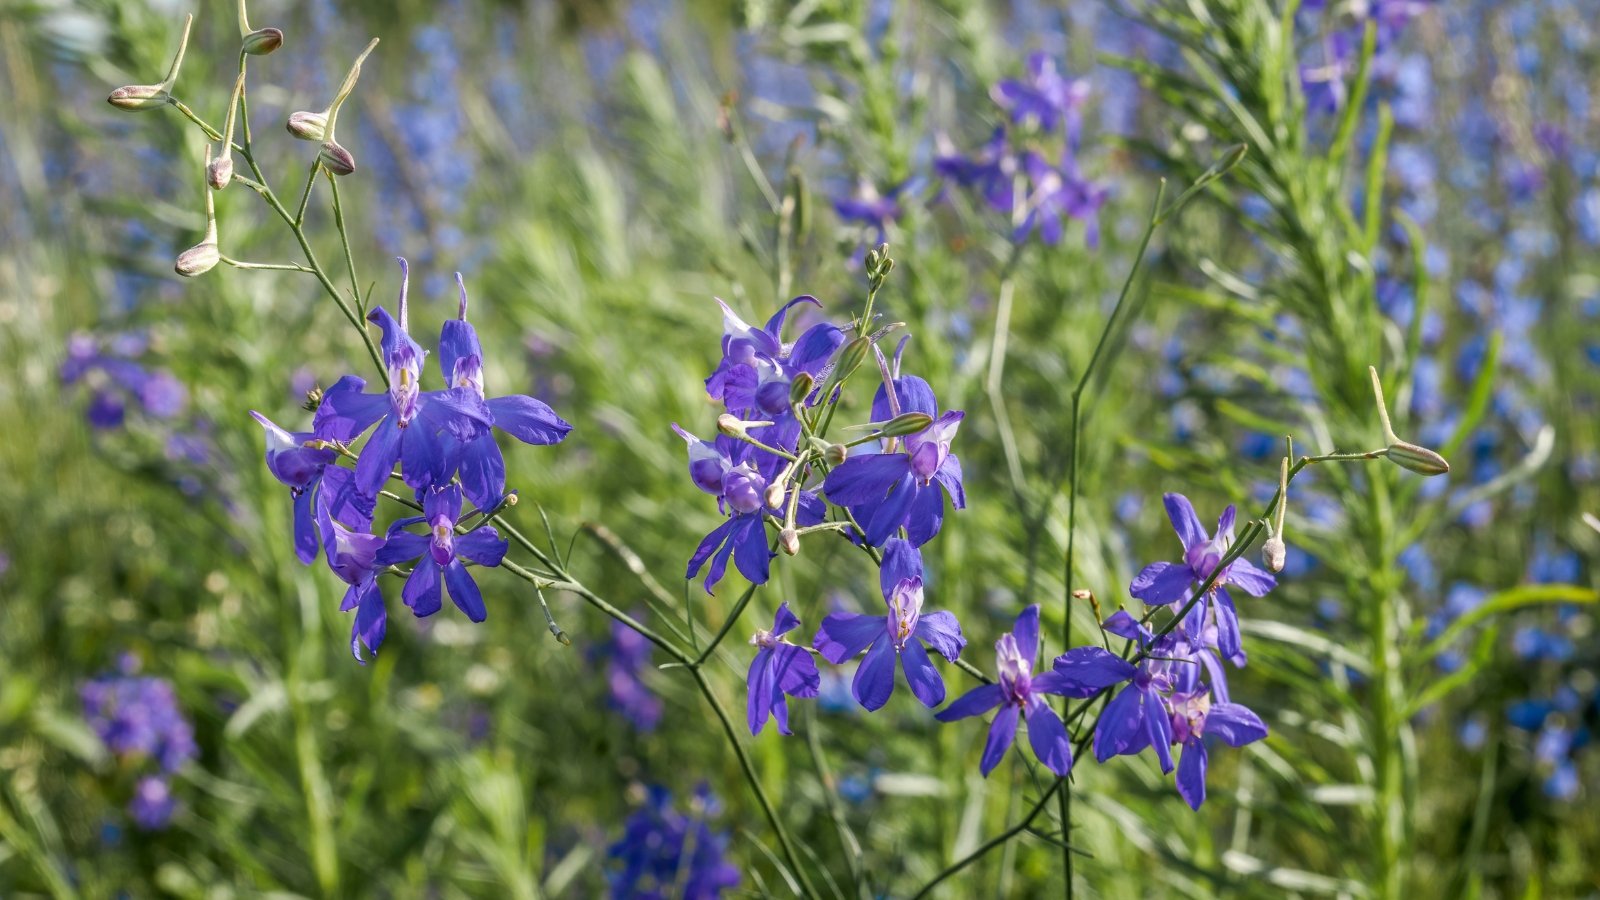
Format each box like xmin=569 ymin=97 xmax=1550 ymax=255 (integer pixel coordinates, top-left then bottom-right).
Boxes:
xmin=80 ymin=657 xmax=198 ymax=829
xmin=61 ymin=331 xmax=188 ymax=429
xmin=934 ymin=53 xmax=1108 ymax=246
xmin=252 ymin=261 xmax=570 ymax=661
xmin=607 ymin=786 xmax=740 ymax=899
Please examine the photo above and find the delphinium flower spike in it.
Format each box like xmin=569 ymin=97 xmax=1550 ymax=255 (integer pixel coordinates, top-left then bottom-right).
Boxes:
xmin=937 ymin=605 xmax=1134 ymax=775
xmin=374 ymin=484 xmax=509 ymax=623
xmin=107 ymin=13 xmax=193 ymax=111
xmin=813 ymin=539 xmax=965 ymax=710
xmin=746 ymin=603 xmax=820 ymax=735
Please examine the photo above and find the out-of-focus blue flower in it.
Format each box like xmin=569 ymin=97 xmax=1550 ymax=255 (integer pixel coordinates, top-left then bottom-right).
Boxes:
xmin=80 ymin=664 xmax=197 ymax=775
xmin=991 ymin=53 xmax=1090 ymax=136
xmin=607 ymin=786 xmax=740 ymax=899
xmin=593 ymin=615 xmax=663 ymax=733
xmin=128 ymin=776 xmax=176 ymax=830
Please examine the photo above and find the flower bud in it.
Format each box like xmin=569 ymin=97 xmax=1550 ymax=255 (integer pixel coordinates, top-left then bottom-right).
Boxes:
xmin=207 ymin=154 xmax=234 ymax=190
xmin=318 ymin=140 xmax=356 ymax=176
xmin=716 ymin=413 xmax=773 ymax=439
xmin=763 ymin=482 xmax=786 ymax=511
xmin=1262 ymin=535 xmax=1286 ymax=573
xmin=788 ymin=371 xmax=815 ymax=407
xmin=174 ymin=241 xmax=219 ymax=277
xmin=1384 ymin=440 xmax=1450 ymax=477
xmin=818 ymin=335 xmax=871 ymax=401
xmin=108 ymin=84 xmax=170 ymax=110
xmin=286 ymin=110 xmax=329 ymax=141
xmin=779 ymin=528 xmax=800 ymax=556
xmin=242 ymin=26 xmax=283 ymax=56
xmin=879 ymin=411 xmax=933 ymax=438
xmin=824 ymin=443 xmax=848 ymax=466
xmin=302 ymin=385 xmax=325 ymax=412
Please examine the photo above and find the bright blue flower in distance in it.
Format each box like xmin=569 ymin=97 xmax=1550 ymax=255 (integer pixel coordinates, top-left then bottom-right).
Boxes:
xmin=129 ymin=776 xmax=176 ymax=830
xmin=813 ymin=539 xmax=965 ymax=710
xmin=833 ymin=178 xmax=915 ymax=247
xmin=376 ymin=483 xmax=508 ymax=623
xmin=594 ymin=615 xmax=663 ymax=732
xmin=823 ymin=372 xmax=965 ymax=547
xmin=934 ymin=127 xmax=1019 ymax=214
xmin=1130 ymin=493 xmax=1276 ymax=665
xmin=437 ymin=274 xmax=573 ymax=510
xmin=313 ymin=258 xmax=493 ymax=498
xmin=80 ymin=667 xmax=198 ymax=774
xmin=746 ymin=602 xmax=820 ymax=735
xmin=608 ymin=786 xmax=740 ymax=899
xmin=937 ymin=605 xmax=1135 ymax=776
xmin=1016 ymin=150 xmax=1109 ymax=247
xmin=676 ymin=424 xmax=824 ymax=593
xmin=992 ymin=53 xmax=1090 ymax=137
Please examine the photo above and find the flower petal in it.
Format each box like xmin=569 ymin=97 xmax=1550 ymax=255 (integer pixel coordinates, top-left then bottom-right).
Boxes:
xmin=878 ymin=538 xmax=925 ymax=599
xmin=823 ymin=454 xmax=911 ymax=507
xmin=904 ymin=481 xmax=945 ymax=546
xmin=1176 ymin=739 xmax=1208 ymax=810
xmin=486 ymin=395 xmax=572 ymax=446
xmin=814 ymin=613 xmax=886 ymax=664
xmin=773 ymin=644 xmax=820 ymax=698
xmin=293 ymin=487 xmax=319 ymax=565
xmin=686 ymin=519 xmax=735 ymax=581
xmin=914 ymin=611 xmax=966 ymax=662
xmin=313 ymin=382 xmax=386 ymax=443
xmin=1213 ymin=587 xmax=1244 ymax=663
xmin=1145 ymin=686 xmax=1174 ymax=774
xmin=350 ymin=579 xmax=386 ymax=664
xmin=355 ymin=416 xmax=404 ymax=497
xmin=1163 ymin=492 xmax=1208 ymax=551
xmin=864 ymin=473 xmax=918 ymax=546
xmin=980 ymin=704 xmax=1021 ymax=776
xmin=934 ymin=455 xmax=966 ymax=510
xmin=1094 ymin=683 xmax=1149 ymax=762
xmin=852 ymin=635 xmax=898 ymax=711
xmin=1039 ymin=646 xmax=1136 ymax=697
xmin=730 ymin=516 xmax=772 ymax=586
xmin=746 ymin=647 xmax=775 ymax=735
xmin=403 ymin=561 xmax=443 ymax=617
xmin=1227 ymin=557 xmax=1277 ymax=597
xmin=1024 ymin=696 xmax=1073 ymax=777
xmin=1130 ymin=561 xmax=1194 ymax=606
xmin=772 ymin=601 xmax=801 ymax=637
xmin=455 ymin=528 xmax=509 ymax=568
xmin=1101 ymin=610 xmax=1153 ymax=645
xmin=1205 ymin=702 xmax=1268 ymax=747
xmin=935 ymin=683 xmax=1004 ymax=721
xmin=1012 ymin=605 xmax=1041 ymax=663
xmin=457 ymin=435 xmax=507 ymax=512
xmin=900 ymin=640 xmax=946 ymax=708
xmin=443 ymin=559 xmax=487 ymax=622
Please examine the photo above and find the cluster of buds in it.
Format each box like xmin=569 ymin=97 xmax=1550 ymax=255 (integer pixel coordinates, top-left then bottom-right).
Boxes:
xmin=285 ymin=37 xmax=379 ymax=177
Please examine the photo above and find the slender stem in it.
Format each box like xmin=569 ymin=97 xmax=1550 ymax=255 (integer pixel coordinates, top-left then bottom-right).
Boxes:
xmin=692 ymin=578 xmax=764 ymax=668
xmin=168 ymin=97 xmax=222 ymax=140
xmin=329 ymin=176 xmax=363 ymax=313
xmin=804 ymin=706 xmax=867 ymax=897
xmin=220 ymin=255 xmax=313 ymax=272
xmin=910 ymin=779 xmax=1064 ymax=900
xmin=294 ymin=159 xmax=320 ymax=227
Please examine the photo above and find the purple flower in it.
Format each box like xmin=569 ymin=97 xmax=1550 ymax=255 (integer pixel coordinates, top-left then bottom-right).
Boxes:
xmin=608 ymin=786 xmax=740 ymax=899
xmin=822 ymin=372 xmax=965 ymax=547
xmin=129 ymin=776 xmax=176 ymax=830
xmin=937 ymin=605 xmax=1135 ymax=776
xmin=1129 ymin=493 xmax=1276 ymax=665
xmin=436 ymin=274 xmax=573 ymax=509
xmin=678 ymin=424 xmax=824 ymax=593
xmin=313 ymin=258 xmax=493 ymax=498
xmin=746 ymin=602 xmax=821 ymax=735
xmin=80 ymin=668 xmax=197 ymax=774
xmin=833 ymin=179 xmax=915 ymax=248
xmin=249 ymin=380 xmax=373 ymax=565
xmin=813 ymin=539 xmax=965 ymax=710
xmin=935 ymin=128 xmax=1020 ymax=213
xmin=375 ymin=484 xmax=508 ymax=623
xmin=595 ymin=616 xmax=663 ymax=732
xmin=992 ymin=53 xmax=1090 ymax=137
xmin=1016 ymin=150 xmax=1109 ymax=247
xmin=315 ymin=477 xmax=388 ymax=663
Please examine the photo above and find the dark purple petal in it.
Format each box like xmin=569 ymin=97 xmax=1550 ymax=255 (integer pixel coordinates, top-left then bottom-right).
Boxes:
xmin=313 ymin=382 xmax=387 ymax=442
xmin=293 ymin=488 xmax=319 ymax=565
xmin=350 ymin=579 xmax=386 ymax=663
xmin=1024 ymin=696 xmax=1073 ymax=776
xmin=873 ymin=375 xmax=939 ymax=419
xmin=1205 ymin=702 xmax=1268 ymax=747
xmin=878 ymin=538 xmax=925 ymax=600
xmin=852 ymin=635 xmax=898 ymax=711
xmin=1176 ymin=739 xmax=1208 ymax=810
xmin=443 ymin=560 xmax=487 ymax=622
xmin=790 ymin=322 xmax=846 ymax=375
xmin=793 ymin=490 xmax=826 ymax=527
xmin=730 ymin=516 xmax=772 ymax=587
xmin=813 ymin=612 xmax=886 ymax=664
xmin=1012 ymin=605 xmax=1041 ymax=663
xmin=934 ymin=455 xmax=966 ymax=510
xmin=457 ymin=435 xmax=507 ymax=512
xmin=763 ymin=293 xmax=821 ymax=337
xmin=1201 ymin=650 xmax=1232 ymax=704
xmin=914 ymin=611 xmax=966 ymax=662
xmin=317 ymin=465 xmax=375 ymax=531
xmin=438 ymin=318 xmax=482 ymax=387
xmin=1228 ymin=558 xmax=1277 ymax=597
xmin=486 ymin=395 xmax=572 ymax=446
xmin=1130 ymin=561 xmax=1195 ymax=606
xmin=1215 ymin=505 xmax=1237 ymax=541
xmin=703 ymin=529 xmax=740 ymax=594
xmin=935 ymin=683 xmax=1004 ymax=721
xmin=687 ymin=519 xmax=735 ymax=582
xmin=424 ymin=483 xmax=462 ymax=523
xmin=1040 ymin=646 xmax=1136 ymax=696
xmin=900 ymin=641 xmax=946 ymax=708
xmin=1094 ymin=683 xmax=1150 ymax=762
xmin=1214 ymin=587 xmax=1244 ymax=662
xmin=1101 ymin=610 xmax=1153 ymax=645
xmin=747 ymin=647 xmax=775 ymax=735
xmin=823 ymin=454 xmax=910 ymax=507
xmin=864 ymin=473 xmax=918 ymax=546
xmin=772 ymin=644 xmax=820 ymax=698
xmin=772 ymin=601 xmax=801 ymax=637
xmin=400 ymin=415 xmax=452 ymax=492
xmin=904 ymin=481 xmax=945 ymax=546
xmin=375 ymin=530 xmax=428 ymax=566
xmin=1163 ymin=493 xmax=1208 ymax=551
xmin=456 ymin=529 xmax=509 ymax=568
xmin=980 ymin=704 xmax=1021 ymax=776
xmin=771 ymin=694 xmax=792 ymax=736
xmin=403 ymin=560 xmax=443 ymax=617
xmin=355 ymin=416 xmax=404 ymax=497
xmin=1145 ymin=687 xmax=1174 ymax=774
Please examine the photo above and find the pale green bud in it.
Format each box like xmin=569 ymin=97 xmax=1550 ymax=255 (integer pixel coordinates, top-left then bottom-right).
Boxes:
xmin=287 ymin=110 xmax=329 ymax=141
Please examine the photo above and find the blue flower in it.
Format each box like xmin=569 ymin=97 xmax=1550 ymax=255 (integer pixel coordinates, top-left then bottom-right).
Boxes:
xmin=937 ymin=605 xmax=1134 ymax=776
xmin=813 ymin=539 xmax=965 ymax=710
xmin=823 ymin=373 xmax=965 ymax=547
xmin=992 ymin=53 xmax=1091 ymax=137
xmin=746 ymin=602 xmax=821 ymax=735
xmin=314 ymin=472 xmax=389 ymax=663
xmin=376 ymin=484 xmax=508 ymax=623
xmin=129 ymin=776 xmax=176 ymax=830
xmin=80 ymin=666 xmax=197 ymax=775
xmin=608 ymin=786 xmax=740 ymax=899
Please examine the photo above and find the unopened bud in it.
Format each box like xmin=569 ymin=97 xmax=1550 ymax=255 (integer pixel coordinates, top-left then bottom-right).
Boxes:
xmin=286 ymin=110 xmax=328 ymax=141
xmin=108 ymin=84 xmax=169 ymax=110
xmin=763 ymin=482 xmax=786 ymax=510
xmin=207 ymin=155 xmax=234 ymax=190
xmin=879 ymin=411 xmax=933 ymax=438
xmin=1384 ymin=440 xmax=1450 ymax=477
xmin=242 ymin=26 xmax=283 ymax=55
xmin=1262 ymin=536 xmax=1287 ymax=573
xmin=175 ymin=241 xmax=219 ymax=277
xmin=824 ymin=443 xmax=848 ymax=466
xmin=818 ymin=335 xmax=871 ymax=401
xmin=1071 ymin=589 xmax=1092 ymax=600
xmin=788 ymin=371 xmax=815 ymax=406
xmin=318 ymin=140 xmax=356 ymax=176
xmin=715 ymin=413 xmax=772 ymax=439
xmin=779 ymin=528 xmax=800 ymax=556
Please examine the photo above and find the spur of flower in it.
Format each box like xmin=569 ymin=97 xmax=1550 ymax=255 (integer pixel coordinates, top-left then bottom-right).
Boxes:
xmin=312 ymin=258 xmax=493 ymax=498
xmin=813 ymin=539 xmax=965 ymax=710
xmin=677 ymin=423 xmax=823 ymax=593
xmin=1129 ymin=493 xmax=1276 ymax=664
xmin=375 ymin=483 xmax=508 ymax=622
xmin=746 ymin=602 xmax=821 ymax=736
xmin=822 ymin=367 xmax=965 ymax=547
xmin=937 ymin=605 xmax=1135 ymax=776
xmin=436 ymin=273 xmax=572 ymax=510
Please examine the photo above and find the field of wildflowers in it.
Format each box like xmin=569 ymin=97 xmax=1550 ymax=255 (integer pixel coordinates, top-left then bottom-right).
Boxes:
xmin=1 ymin=0 xmax=1597 ymax=896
